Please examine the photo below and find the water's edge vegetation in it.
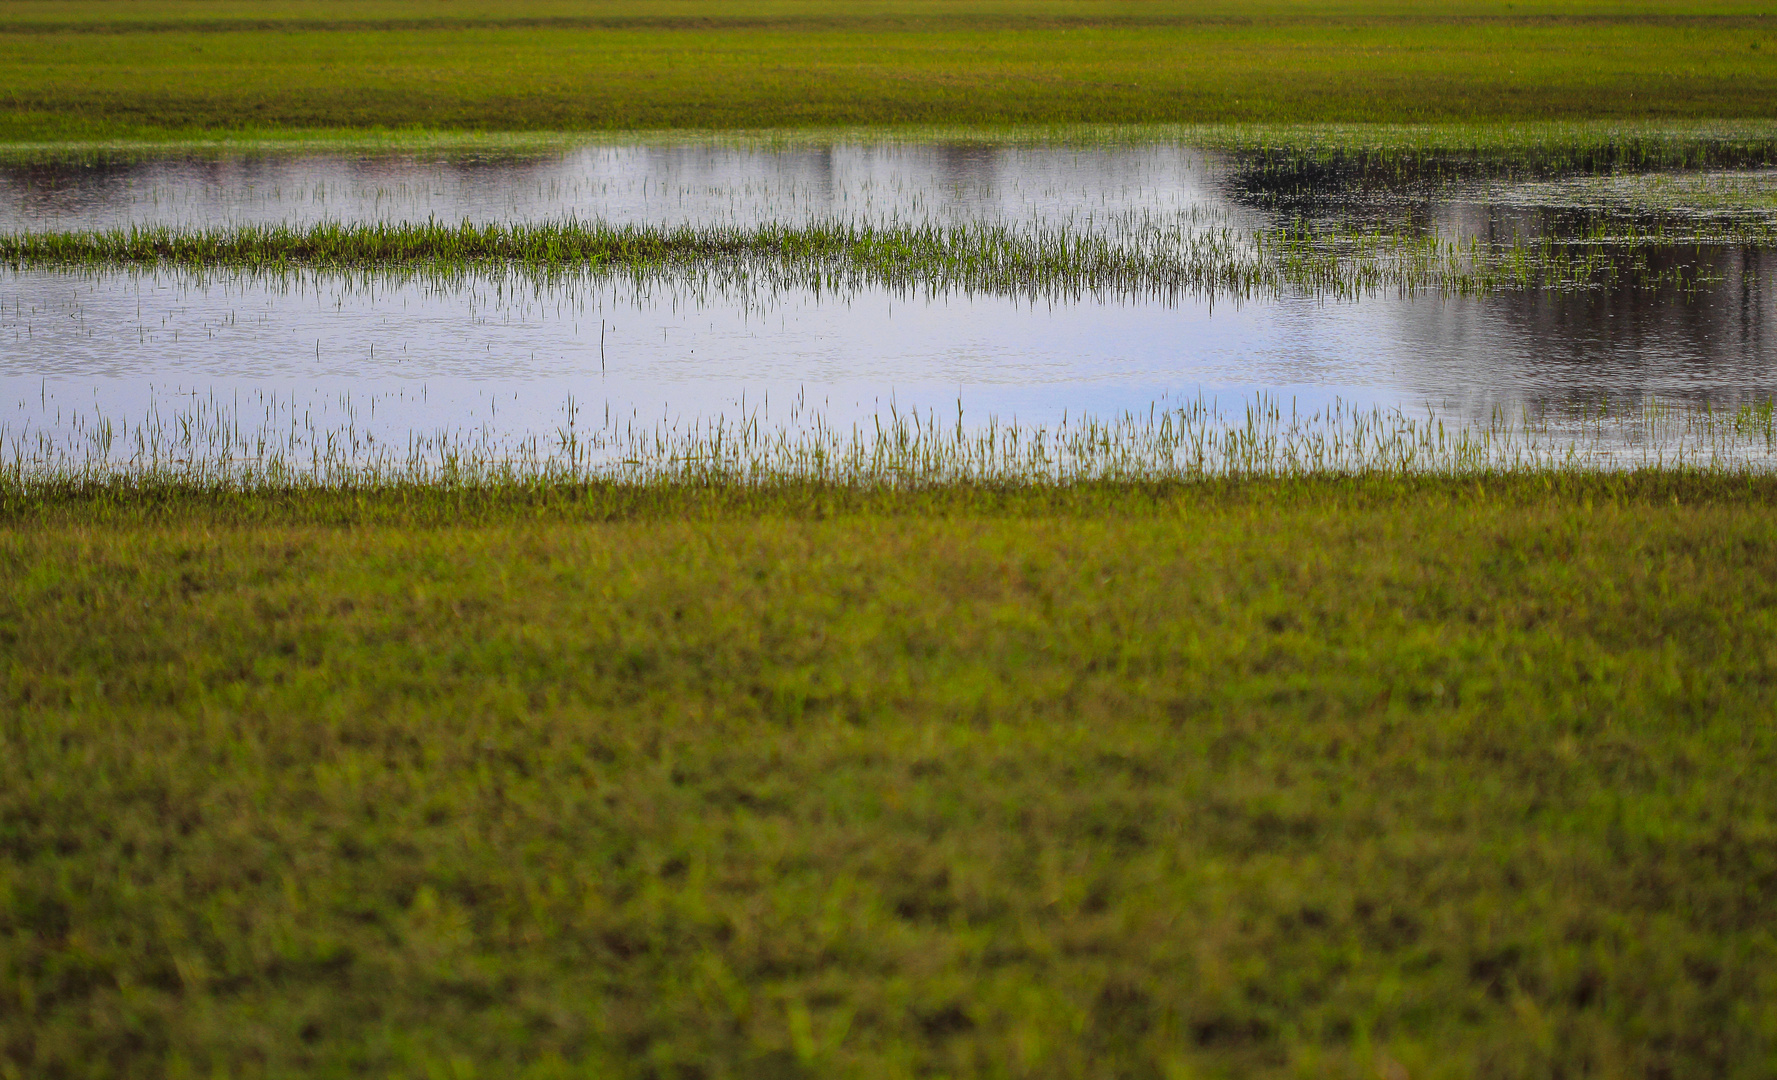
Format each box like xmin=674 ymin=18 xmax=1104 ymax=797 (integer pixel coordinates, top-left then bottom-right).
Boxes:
xmin=9 ymin=393 xmax=1777 ymax=491
xmin=4 ymin=215 xmax=1768 ymax=302
xmin=9 ymin=119 xmax=1777 ymax=162
xmin=10 ymin=469 xmax=1777 ymax=527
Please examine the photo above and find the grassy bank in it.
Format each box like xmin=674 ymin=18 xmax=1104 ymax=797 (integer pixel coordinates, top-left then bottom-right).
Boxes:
xmin=9 ymin=121 xmax=1777 ymax=164
xmin=3 ymin=0 xmax=1777 ymax=140
xmin=4 ymin=474 xmax=1777 ymax=1078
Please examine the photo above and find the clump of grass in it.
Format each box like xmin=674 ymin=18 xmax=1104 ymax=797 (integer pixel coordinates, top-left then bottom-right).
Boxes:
xmin=1210 ymin=123 xmax=1777 ymax=193
xmin=7 ymin=392 xmax=1775 ymax=498
xmin=3 ymin=215 xmax=1761 ymax=301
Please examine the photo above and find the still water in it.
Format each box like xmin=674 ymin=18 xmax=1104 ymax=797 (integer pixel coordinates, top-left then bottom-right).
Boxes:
xmin=3 ymin=142 xmax=1775 ymax=452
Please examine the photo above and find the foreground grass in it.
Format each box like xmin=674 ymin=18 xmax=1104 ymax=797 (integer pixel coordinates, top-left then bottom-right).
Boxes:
xmin=5 ymin=475 xmax=1777 ymax=1078
xmin=3 ymin=0 xmax=1777 ymax=139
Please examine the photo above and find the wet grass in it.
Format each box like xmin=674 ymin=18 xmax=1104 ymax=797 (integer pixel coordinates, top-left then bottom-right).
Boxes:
xmin=11 ymin=392 xmax=1777 ymax=491
xmin=4 ymin=1 xmax=1777 ymax=140
xmin=1483 ymin=170 xmax=1777 ymax=216
xmin=6 ymin=468 xmax=1777 ymax=1078
xmin=4 ymin=214 xmax=1767 ymax=302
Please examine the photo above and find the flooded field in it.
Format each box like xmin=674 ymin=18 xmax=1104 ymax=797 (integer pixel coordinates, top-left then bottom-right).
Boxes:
xmin=3 ymin=139 xmax=1775 ymax=475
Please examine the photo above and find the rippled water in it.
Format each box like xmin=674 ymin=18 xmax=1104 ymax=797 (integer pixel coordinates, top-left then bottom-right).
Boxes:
xmin=3 ymin=142 xmax=1775 ymax=454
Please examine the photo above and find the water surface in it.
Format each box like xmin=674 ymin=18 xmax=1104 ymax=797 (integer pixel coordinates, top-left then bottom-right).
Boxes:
xmin=4 ymin=142 xmax=1774 ymax=458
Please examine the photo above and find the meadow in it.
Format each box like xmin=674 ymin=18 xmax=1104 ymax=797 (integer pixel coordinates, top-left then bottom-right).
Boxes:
xmin=5 ymin=472 xmax=1777 ymax=1079
xmin=5 ymin=394 xmax=1777 ymax=1077
xmin=7 ymin=2 xmax=1777 ymax=1075
xmin=2 ymin=0 xmax=1777 ymax=141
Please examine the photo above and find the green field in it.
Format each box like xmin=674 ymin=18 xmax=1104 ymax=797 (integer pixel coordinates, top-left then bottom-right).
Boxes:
xmin=8 ymin=3 xmax=1777 ymax=1075
xmin=2 ymin=0 xmax=1777 ymax=141
xmin=4 ymin=476 xmax=1777 ymax=1078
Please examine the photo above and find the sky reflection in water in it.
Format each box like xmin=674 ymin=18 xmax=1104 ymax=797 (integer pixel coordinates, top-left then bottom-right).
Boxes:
xmin=2 ymin=142 xmax=1774 ymax=449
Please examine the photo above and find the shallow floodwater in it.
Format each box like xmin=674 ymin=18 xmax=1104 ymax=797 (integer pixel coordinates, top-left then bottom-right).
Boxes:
xmin=3 ymin=143 xmax=1775 ymax=457
xmin=0 ymin=144 xmax=1243 ymax=233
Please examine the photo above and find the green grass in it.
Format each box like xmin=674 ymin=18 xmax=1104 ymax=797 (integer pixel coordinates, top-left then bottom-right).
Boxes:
xmin=5 ymin=473 xmax=1777 ymax=1078
xmin=8 ymin=7 xmax=1777 ymax=1075
xmin=3 ymin=0 xmax=1777 ymax=140
xmin=13 ymin=392 xmax=1776 ymax=492
xmin=9 ymin=121 xmax=1777 ymax=166
xmin=4 ymin=216 xmax=1766 ymax=308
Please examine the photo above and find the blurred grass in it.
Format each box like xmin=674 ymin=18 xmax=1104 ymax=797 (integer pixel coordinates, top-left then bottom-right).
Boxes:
xmin=11 ymin=121 xmax=1777 ymax=163
xmin=5 ymin=474 xmax=1777 ymax=1077
xmin=3 ymin=0 xmax=1777 ymax=140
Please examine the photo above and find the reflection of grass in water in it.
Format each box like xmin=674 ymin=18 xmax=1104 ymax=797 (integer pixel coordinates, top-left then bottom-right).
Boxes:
xmin=8 ymin=450 xmax=1777 ymax=1078
xmin=4 ymin=216 xmax=1766 ymax=300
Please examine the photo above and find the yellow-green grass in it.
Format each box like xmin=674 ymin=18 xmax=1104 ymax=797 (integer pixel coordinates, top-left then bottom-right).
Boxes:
xmin=9 ymin=122 xmax=1777 ymax=167
xmin=5 ymin=475 xmax=1777 ymax=1077
xmin=4 ymin=0 xmax=1777 ymax=141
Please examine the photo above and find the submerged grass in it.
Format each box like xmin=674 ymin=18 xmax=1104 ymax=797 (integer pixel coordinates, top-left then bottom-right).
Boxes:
xmin=1482 ymin=169 xmax=1777 ymax=216
xmin=7 ymin=467 xmax=1777 ymax=1078
xmin=9 ymin=391 xmax=1777 ymax=495
xmin=1210 ymin=125 xmax=1777 ymax=190
xmin=4 ymin=215 xmax=1767 ymax=301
